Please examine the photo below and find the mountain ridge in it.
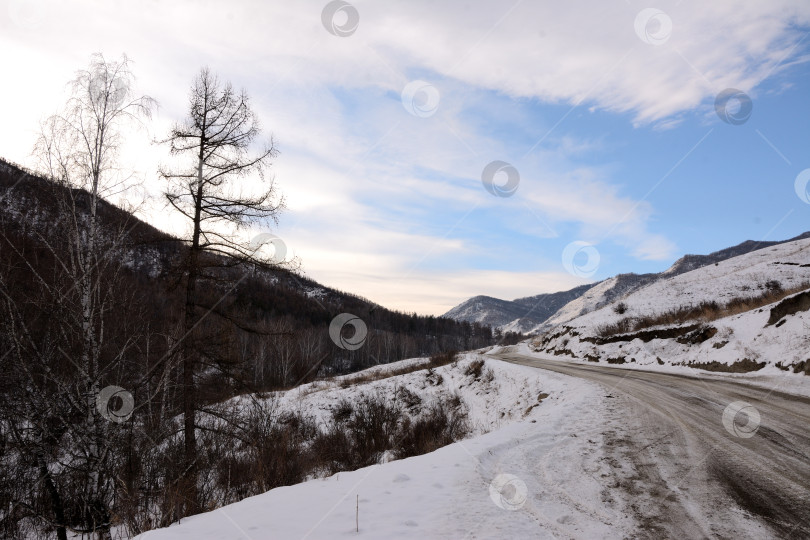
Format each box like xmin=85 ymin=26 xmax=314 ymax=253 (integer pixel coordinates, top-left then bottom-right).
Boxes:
xmin=444 ymin=231 xmax=810 ymax=333
xmin=0 ymin=157 xmax=494 ymax=385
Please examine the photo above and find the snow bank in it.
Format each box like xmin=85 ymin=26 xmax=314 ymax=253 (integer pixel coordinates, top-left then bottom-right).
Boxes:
xmin=227 ymin=353 xmax=551 ymax=435
xmin=136 ymin=358 xmax=632 ymax=539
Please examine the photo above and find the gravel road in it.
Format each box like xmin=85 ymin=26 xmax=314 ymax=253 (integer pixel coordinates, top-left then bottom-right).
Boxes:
xmin=496 ymin=350 xmax=810 ymax=539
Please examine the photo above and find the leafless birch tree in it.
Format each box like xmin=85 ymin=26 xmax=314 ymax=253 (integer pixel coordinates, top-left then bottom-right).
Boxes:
xmin=0 ymin=53 xmax=155 ymax=540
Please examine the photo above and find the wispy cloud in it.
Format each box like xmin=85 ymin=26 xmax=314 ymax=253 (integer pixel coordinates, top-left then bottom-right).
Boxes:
xmin=1 ymin=0 xmax=808 ymax=314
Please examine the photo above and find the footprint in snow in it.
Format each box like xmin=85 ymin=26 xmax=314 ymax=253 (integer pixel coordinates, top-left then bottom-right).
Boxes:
xmin=393 ymin=473 xmax=410 ymax=482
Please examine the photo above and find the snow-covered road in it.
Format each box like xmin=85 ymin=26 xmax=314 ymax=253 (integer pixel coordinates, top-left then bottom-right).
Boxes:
xmin=498 ymin=349 xmax=810 ymax=538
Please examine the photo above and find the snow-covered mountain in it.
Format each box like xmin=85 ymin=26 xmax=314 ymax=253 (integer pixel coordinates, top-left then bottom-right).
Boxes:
xmin=443 ymin=284 xmax=595 ymax=333
xmin=444 ymin=232 xmax=810 ymax=334
xmin=442 ymin=295 xmax=535 ymax=328
xmin=441 ymin=283 xmax=592 ymax=334
xmin=532 ymin=235 xmax=810 ymax=373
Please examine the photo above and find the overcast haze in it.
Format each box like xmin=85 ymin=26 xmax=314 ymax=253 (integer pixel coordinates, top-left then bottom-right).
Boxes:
xmin=2 ymin=0 xmax=809 ymax=314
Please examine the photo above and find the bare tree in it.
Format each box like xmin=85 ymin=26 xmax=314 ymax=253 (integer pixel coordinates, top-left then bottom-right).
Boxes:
xmin=0 ymin=54 xmax=155 ymax=539
xmin=37 ymin=53 xmax=152 ymax=540
xmin=35 ymin=54 xmax=154 ymax=426
xmin=160 ymin=67 xmax=283 ymax=515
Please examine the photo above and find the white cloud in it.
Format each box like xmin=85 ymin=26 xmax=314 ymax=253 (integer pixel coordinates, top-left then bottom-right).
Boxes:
xmin=10 ymin=1 xmax=806 ymax=122
xmin=377 ymin=0 xmax=810 ymax=123
xmin=0 ymin=0 xmax=807 ymax=313
xmin=308 ymin=266 xmax=591 ymax=316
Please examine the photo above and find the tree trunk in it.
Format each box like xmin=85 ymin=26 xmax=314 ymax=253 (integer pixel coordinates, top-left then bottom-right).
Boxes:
xmin=181 ymin=150 xmax=206 ymax=516
xmin=38 ymin=455 xmax=68 ymax=540
xmin=83 ymin=163 xmax=109 ymax=536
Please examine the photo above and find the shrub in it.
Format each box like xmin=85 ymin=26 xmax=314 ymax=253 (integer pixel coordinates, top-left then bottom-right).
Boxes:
xmin=244 ymin=409 xmax=317 ymax=492
xmin=429 ymin=350 xmax=458 ymax=367
xmin=144 ymin=384 xmax=475 ymax=530
xmin=613 ymin=302 xmax=628 ymax=315
xmin=396 ymin=399 xmax=469 ymax=459
xmin=331 ymin=398 xmax=354 ymax=424
xmin=395 ymin=386 xmax=422 ymax=410
xmin=765 ymin=280 xmax=783 ymax=292
xmin=424 ymin=368 xmax=443 ymax=386
xmin=464 ymin=359 xmax=485 ymax=379
xmin=311 ymin=390 xmax=470 ymax=471
xmin=345 ymin=393 xmax=400 ymax=465
xmin=445 ymin=393 xmax=464 ymax=409
xmin=595 ymin=317 xmax=636 ymax=338
xmin=310 ymin=426 xmax=355 ymax=474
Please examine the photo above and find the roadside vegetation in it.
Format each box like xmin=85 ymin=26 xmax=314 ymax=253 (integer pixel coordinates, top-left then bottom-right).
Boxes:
xmin=145 ymin=361 xmax=473 ymax=530
xmin=596 ymin=280 xmax=810 ymax=338
xmin=336 ymin=350 xmax=460 ymax=388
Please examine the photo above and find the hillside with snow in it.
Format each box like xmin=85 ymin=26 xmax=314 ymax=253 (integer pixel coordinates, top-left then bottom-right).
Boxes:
xmin=136 ymin=351 xmax=641 ymax=539
xmin=224 ymin=353 xmax=551 ymax=438
xmin=133 ymin=336 xmax=810 ymax=539
xmin=531 ymin=236 xmax=810 ymax=374
xmin=444 ymin=232 xmax=810 ymax=334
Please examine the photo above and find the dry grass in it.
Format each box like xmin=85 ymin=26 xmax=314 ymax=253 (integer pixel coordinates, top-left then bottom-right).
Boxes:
xmin=337 ymin=350 xmax=459 ymax=388
xmin=596 ymin=281 xmax=810 ymax=338
xmin=213 ymin=388 xmax=470 ymax=504
xmin=463 ymin=358 xmax=485 ymax=378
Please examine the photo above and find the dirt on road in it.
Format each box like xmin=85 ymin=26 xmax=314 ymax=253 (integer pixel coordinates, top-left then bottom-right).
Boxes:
xmin=496 ymin=351 xmax=810 ymax=539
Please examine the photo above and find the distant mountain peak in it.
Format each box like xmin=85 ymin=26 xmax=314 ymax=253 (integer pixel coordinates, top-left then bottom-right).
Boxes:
xmin=444 ymin=231 xmax=810 ymax=333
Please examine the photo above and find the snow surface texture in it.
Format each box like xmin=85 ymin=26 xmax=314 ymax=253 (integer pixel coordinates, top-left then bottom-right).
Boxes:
xmin=533 ymin=237 xmax=810 ymax=378
xmin=224 ymin=353 xmax=544 ymax=436
xmin=137 ymin=351 xmax=637 ymax=539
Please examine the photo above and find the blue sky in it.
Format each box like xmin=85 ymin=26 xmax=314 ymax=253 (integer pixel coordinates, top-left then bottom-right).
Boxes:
xmin=1 ymin=0 xmax=809 ymax=314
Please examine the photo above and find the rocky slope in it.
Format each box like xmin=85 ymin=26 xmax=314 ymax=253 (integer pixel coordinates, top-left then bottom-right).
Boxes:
xmin=531 ymin=236 xmax=810 ymax=374
xmin=444 ymin=232 xmax=810 ymax=334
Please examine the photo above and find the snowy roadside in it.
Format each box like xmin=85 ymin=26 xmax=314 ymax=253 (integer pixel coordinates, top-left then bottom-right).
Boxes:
xmin=220 ymin=351 xmax=553 ymax=438
xmin=137 ymin=354 xmax=635 ymax=539
xmin=505 ymin=340 xmax=810 ymax=399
